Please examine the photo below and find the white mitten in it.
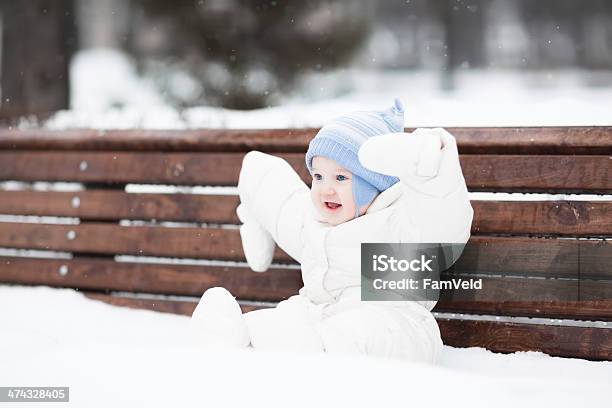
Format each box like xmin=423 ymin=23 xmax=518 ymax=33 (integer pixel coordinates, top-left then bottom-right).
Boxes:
xmin=236 ymin=203 xmax=275 ymax=272
xmin=358 ymin=128 xmax=444 ymax=179
xmin=359 ymin=128 xmax=463 ymax=198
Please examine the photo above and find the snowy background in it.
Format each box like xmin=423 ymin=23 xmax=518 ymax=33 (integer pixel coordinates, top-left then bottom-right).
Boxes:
xmin=40 ymin=48 xmax=612 ymax=129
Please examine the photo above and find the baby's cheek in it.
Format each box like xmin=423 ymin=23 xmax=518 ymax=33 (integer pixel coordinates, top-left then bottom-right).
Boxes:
xmin=310 ymin=187 xmax=319 ymax=206
xmin=342 ymin=185 xmax=356 ymax=209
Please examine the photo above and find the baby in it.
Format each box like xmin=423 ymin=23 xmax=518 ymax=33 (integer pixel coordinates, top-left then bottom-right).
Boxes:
xmin=190 ymin=99 xmax=473 ymax=363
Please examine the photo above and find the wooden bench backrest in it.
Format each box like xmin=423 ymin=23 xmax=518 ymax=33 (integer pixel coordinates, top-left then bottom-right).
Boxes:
xmin=0 ymin=127 xmax=611 ymax=360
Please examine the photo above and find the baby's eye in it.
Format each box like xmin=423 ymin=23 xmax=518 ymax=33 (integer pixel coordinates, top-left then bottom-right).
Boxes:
xmin=336 ymin=175 xmax=348 ymax=182
xmin=313 ymin=173 xmax=322 ymax=181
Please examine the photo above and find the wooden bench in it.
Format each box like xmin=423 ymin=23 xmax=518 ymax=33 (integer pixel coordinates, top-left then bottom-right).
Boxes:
xmin=0 ymin=127 xmax=611 ymax=360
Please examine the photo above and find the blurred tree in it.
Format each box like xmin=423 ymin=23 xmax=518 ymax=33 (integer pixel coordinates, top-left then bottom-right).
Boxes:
xmin=0 ymin=0 xmax=77 ymax=120
xmin=431 ymin=0 xmax=486 ymax=90
xmin=520 ymin=0 xmax=612 ymax=69
xmin=129 ymin=0 xmax=371 ymax=109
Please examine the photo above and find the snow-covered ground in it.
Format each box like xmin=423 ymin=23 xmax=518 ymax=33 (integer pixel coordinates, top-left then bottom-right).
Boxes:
xmin=40 ymin=49 xmax=612 ymax=129
xmin=1 ymin=285 xmax=610 ymax=408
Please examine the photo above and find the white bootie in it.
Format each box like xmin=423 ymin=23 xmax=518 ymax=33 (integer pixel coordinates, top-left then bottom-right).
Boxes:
xmin=236 ymin=204 xmax=275 ymax=272
xmin=190 ymin=287 xmax=250 ymax=348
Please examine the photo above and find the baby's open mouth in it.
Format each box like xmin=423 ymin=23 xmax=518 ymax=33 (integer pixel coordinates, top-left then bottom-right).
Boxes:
xmin=325 ymin=201 xmax=342 ymax=210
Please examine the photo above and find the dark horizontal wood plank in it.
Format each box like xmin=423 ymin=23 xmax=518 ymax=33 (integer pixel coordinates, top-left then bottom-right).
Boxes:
xmin=471 ymin=201 xmax=612 ymax=236
xmin=451 ymin=127 xmax=612 ymax=155
xmin=440 ymin=275 xmax=612 ymax=302
xmin=1 ymin=191 xmax=610 ymax=237
xmin=0 ymin=256 xmax=301 ymax=302
xmin=0 ymin=151 xmax=268 ymax=186
xmin=438 ymin=318 xmax=612 ymax=361
xmin=0 ymin=129 xmax=316 ymax=153
xmin=0 ymin=190 xmax=242 ymax=224
xmin=1 ymin=127 xmax=610 ymax=155
xmin=435 ymin=275 xmax=612 ymax=320
xmin=1 ymin=225 xmax=609 ymax=279
xmin=450 ymin=236 xmax=611 ymax=280
xmin=1 ymin=152 xmax=611 ymax=192
xmin=460 ymin=155 xmax=612 ymax=192
xmin=0 ymin=221 xmax=292 ymax=261
xmin=81 ymin=292 xmax=612 ymax=360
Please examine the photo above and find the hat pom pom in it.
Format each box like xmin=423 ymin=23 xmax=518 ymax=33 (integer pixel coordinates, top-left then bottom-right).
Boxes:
xmin=382 ymin=98 xmax=405 ymax=132
xmin=391 ymin=98 xmax=404 ymax=115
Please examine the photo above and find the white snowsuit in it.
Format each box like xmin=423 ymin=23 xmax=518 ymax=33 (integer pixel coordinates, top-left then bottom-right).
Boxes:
xmin=195 ymin=128 xmax=473 ymax=363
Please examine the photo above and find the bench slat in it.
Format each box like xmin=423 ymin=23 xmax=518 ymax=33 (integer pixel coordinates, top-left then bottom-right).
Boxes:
xmin=1 ymin=152 xmax=611 ymax=192
xmin=0 ymin=151 xmax=257 ymax=186
xmin=1 ymin=225 xmax=609 ymax=278
xmin=451 ymin=236 xmax=611 ymax=280
xmin=0 ymin=221 xmax=292 ymax=261
xmin=438 ymin=318 xmax=612 ymax=361
xmin=1 ymin=127 xmax=611 ymax=155
xmin=0 ymin=256 xmax=300 ymax=302
xmin=81 ymin=292 xmax=612 ymax=361
xmin=0 ymin=190 xmax=241 ymax=224
xmin=461 ymin=155 xmax=612 ymax=192
xmin=449 ymin=127 xmax=612 ymax=155
xmin=471 ymin=201 xmax=612 ymax=236
xmin=1 ymin=191 xmax=611 ymax=236
xmin=439 ymin=275 xmax=612 ymax=303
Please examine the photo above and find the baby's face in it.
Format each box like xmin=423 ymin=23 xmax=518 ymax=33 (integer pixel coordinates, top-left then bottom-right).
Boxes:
xmin=310 ymin=156 xmax=367 ymax=226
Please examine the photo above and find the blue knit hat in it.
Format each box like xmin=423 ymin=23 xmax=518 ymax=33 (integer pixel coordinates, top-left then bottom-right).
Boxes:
xmin=305 ymin=98 xmax=404 ymax=216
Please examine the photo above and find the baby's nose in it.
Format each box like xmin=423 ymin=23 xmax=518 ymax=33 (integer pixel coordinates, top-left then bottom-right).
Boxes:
xmin=320 ymin=185 xmax=335 ymax=196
